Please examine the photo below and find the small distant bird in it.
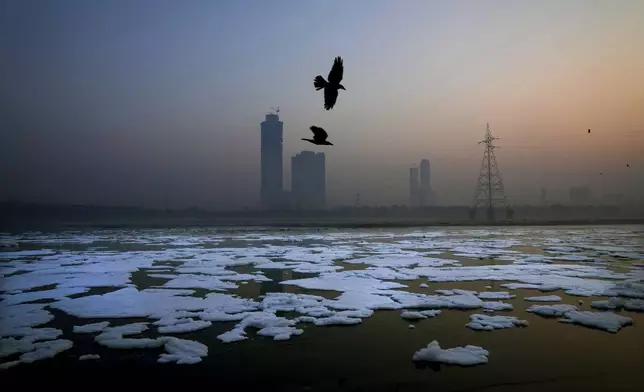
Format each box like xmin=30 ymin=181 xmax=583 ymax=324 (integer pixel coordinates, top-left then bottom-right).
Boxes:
xmin=626 ymin=164 xmax=630 ymax=167
xmin=302 ymin=126 xmax=334 ymax=146
xmin=599 ymin=172 xmax=603 ymax=175
xmin=588 ymin=129 xmax=591 ymax=134
xmin=313 ymin=56 xmax=346 ymax=110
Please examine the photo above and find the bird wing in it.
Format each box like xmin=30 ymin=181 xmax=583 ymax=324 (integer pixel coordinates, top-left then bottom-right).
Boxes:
xmin=309 ymin=126 xmax=328 ymax=141
xmin=324 ymin=87 xmax=338 ymax=110
xmin=327 ymin=56 xmax=344 ymax=84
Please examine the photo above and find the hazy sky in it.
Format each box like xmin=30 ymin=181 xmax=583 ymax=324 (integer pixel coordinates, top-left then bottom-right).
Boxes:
xmin=1 ymin=0 xmax=643 ymax=209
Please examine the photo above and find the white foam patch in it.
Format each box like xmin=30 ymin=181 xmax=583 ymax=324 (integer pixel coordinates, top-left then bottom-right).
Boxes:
xmin=158 ymin=319 xmax=212 ymax=334
xmin=323 ymin=291 xmax=401 ymax=311
xmin=412 ymin=340 xmax=489 ymax=366
xmin=559 ymin=311 xmax=633 ymax=333
xmin=73 ymin=321 xmax=110 ymax=333
xmin=217 ymin=312 xmax=303 ymax=343
xmin=392 ymin=292 xmax=483 ymax=310
xmin=466 ymin=314 xmax=529 ymax=331
xmin=477 ymin=292 xmax=516 ymax=300
xmin=19 ymin=339 xmax=73 ymax=364
xmin=515 ymin=256 xmax=553 ymax=263
xmin=0 ymin=287 xmax=90 ymax=305
xmin=94 ymin=322 xmax=150 ymax=346
xmin=406 ymin=264 xmax=638 ymax=298
xmin=624 ymin=299 xmax=644 ymax=312
xmin=158 ymin=337 xmax=208 ymax=364
xmin=162 ymin=274 xmax=239 ymax=291
xmin=0 ymin=249 xmax=57 ymax=259
xmin=0 ymin=304 xmax=54 ymax=337
xmin=482 ymin=301 xmax=513 ymax=311
xmin=419 ymin=283 xmax=429 ymax=288
xmin=401 ymin=310 xmax=441 ymax=320
xmin=78 ymin=354 xmax=100 ymax=360
xmin=591 ymin=298 xmax=624 ymax=310
xmin=280 ymin=274 xmax=406 ymax=293
xmin=527 ymin=304 xmax=578 ymax=317
xmin=524 ymin=295 xmax=562 ymax=302
xmin=313 ymin=315 xmax=362 ymax=326
xmin=1 ymin=332 xmax=63 ymax=359
xmin=343 ymin=255 xmax=459 ymax=268
xmin=501 ymin=283 xmax=542 ymax=290
xmin=50 ymin=287 xmax=260 ymax=319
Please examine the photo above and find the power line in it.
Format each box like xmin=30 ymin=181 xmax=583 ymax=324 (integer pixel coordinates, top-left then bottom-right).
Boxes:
xmin=471 ymin=123 xmax=511 ymax=221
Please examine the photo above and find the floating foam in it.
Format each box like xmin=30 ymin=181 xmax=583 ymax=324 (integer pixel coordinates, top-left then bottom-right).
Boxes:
xmin=527 ymin=304 xmax=578 ymax=317
xmin=524 ymin=295 xmax=562 ymax=302
xmin=477 ymin=292 xmax=515 ymax=300
xmin=392 ymin=292 xmax=483 ymax=310
xmin=624 ymin=299 xmax=644 ymax=312
xmin=280 ymin=274 xmax=406 ymax=293
xmin=78 ymin=354 xmax=100 ymax=360
xmin=401 ymin=310 xmax=441 ymax=320
xmin=412 ymin=340 xmax=489 ymax=366
xmin=0 ymin=304 xmax=54 ymax=337
xmin=558 ymin=311 xmax=633 ymax=333
xmin=158 ymin=337 xmax=208 ymax=364
xmin=482 ymin=301 xmax=513 ymax=311
xmin=20 ymin=339 xmax=73 ymax=363
xmin=323 ymin=291 xmax=401 ymax=311
xmin=73 ymin=321 xmax=110 ymax=333
xmin=0 ymin=287 xmax=90 ymax=305
xmin=158 ymin=319 xmax=212 ymax=334
xmin=313 ymin=315 xmax=362 ymax=326
xmin=466 ymin=314 xmax=529 ymax=331
xmin=591 ymin=298 xmax=624 ymax=310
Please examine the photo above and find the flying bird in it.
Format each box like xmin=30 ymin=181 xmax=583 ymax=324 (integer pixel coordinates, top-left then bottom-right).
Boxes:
xmin=588 ymin=129 xmax=591 ymax=134
xmin=626 ymin=164 xmax=630 ymax=167
xmin=302 ymin=126 xmax=334 ymax=146
xmin=313 ymin=56 xmax=346 ymax=110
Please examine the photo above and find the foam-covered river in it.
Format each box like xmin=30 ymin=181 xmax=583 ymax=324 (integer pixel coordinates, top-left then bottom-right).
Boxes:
xmin=2 ymin=226 xmax=643 ymax=391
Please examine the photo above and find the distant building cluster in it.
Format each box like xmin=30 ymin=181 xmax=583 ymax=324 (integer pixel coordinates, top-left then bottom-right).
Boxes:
xmin=260 ymin=112 xmax=326 ymax=210
xmin=408 ymin=159 xmax=435 ymax=207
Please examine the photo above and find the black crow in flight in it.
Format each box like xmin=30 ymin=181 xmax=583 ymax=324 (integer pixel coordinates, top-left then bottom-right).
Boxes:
xmin=302 ymin=126 xmax=334 ymax=146
xmin=314 ymin=56 xmax=346 ymax=110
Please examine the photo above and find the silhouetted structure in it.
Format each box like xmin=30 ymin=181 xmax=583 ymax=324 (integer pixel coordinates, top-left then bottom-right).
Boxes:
xmin=472 ymin=123 xmax=510 ymax=221
xmin=419 ymin=159 xmax=435 ymax=206
xmin=570 ymin=186 xmax=592 ymax=205
xmin=260 ymin=111 xmax=284 ymax=210
xmin=409 ymin=167 xmax=420 ymax=207
xmin=313 ymin=56 xmax=346 ymax=110
xmin=291 ymin=151 xmax=326 ymax=209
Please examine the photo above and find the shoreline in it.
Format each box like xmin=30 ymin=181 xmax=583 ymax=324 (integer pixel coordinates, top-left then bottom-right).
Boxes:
xmin=2 ymin=217 xmax=644 ymax=232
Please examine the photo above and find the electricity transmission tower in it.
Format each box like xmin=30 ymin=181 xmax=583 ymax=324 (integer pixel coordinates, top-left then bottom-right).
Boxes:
xmin=471 ymin=123 xmax=510 ymax=221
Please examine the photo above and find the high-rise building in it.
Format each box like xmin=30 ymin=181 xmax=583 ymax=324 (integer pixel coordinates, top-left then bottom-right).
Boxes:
xmin=260 ymin=113 xmax=284 ymax=209
xmin=419 ymin=159 xmax=432 ymax=206
xmin=409 ymin=167 xmax=420 ymax=207
xmin=291 ymin=151 xmax=326 ymax=209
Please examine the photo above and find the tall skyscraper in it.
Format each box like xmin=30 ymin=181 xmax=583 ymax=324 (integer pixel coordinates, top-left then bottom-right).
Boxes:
xmin=291 ymin=151 xmax=326 ymax=209
xmin=260 ymin=113 xmax=283 ymax=209
xmin=419 ymin=159 xmax=432 ymax=206
xmin=409 ymin=167 xmax=420 ymax=207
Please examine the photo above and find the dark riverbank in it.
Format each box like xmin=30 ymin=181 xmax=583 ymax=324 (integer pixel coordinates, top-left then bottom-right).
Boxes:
xmin=2 ymin=201 xmax=643 ymax=231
